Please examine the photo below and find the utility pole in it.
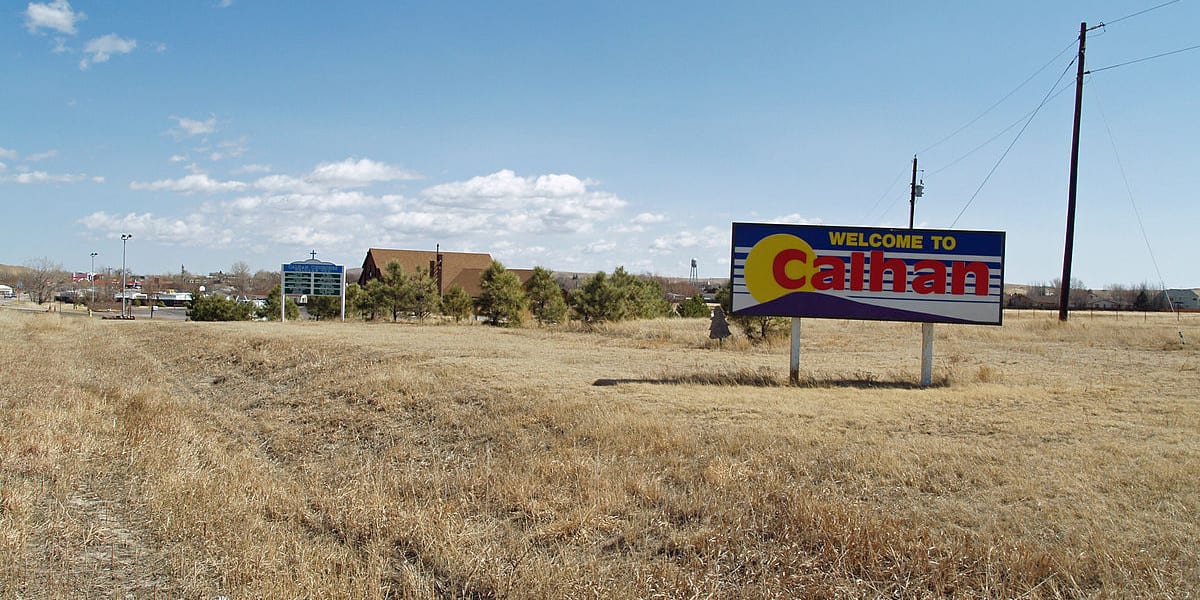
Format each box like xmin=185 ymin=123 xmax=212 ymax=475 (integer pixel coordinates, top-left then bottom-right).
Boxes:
xmin=121 ymin=234 xmax=132 ymax=318
xmin=89 ymin=252 xmax=98 ymax=305
xmin=908 ymin=156 xmax=919 ymax=229
xmin=1059 ymin=22 xmax=1089 ymax=321
xmin=910 ymin=155 xmax=932 ymax=386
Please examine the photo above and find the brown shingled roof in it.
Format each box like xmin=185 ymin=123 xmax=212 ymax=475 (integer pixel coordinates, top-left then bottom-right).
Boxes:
xmin=359 ymin=248 xmax=496 ymax=297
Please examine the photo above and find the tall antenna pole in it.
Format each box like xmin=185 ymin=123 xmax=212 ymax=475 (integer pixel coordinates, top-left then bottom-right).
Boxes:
xmin=1059 ymin=22 xmax=1088 ymax=321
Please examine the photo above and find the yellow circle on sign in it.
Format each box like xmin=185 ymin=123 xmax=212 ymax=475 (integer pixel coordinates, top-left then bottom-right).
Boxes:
xmin=743 ymin=233 xmax=816 ymax=303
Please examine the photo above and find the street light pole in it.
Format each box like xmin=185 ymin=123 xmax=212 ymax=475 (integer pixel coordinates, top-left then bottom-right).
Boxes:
xmin=90 ymin=252 xmax=98 ymax=305
xmin=121 ymin=234 xmax=132 ymax=318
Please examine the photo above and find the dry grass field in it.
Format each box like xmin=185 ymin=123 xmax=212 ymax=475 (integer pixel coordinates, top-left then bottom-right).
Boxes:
xmin=1 ymin=308 xmax=1197 ymax=598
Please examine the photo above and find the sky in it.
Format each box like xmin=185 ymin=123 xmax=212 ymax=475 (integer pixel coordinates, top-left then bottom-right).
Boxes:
xmin=3 ymin=1 xmax=1198 ymax=287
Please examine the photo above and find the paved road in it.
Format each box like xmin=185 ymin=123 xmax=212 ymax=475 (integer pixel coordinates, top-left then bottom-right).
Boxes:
xmin=0 ymin=300 xmax=191 ymax=321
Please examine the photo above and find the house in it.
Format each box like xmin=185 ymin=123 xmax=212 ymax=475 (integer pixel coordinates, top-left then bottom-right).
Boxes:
xmin=1085 ymin=292 xmax=1119 ymax=310
xmin=1165 ymin=289 xmax=1200 ymax=310
xmin=1005 ymin=291 xmax=1056 ymax=309
xmin=358 ymin=248 xmax=535 ymax=298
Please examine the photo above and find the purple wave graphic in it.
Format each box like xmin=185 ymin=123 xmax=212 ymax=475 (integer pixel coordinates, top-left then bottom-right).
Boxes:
xmin=736 ymin=292 xmax=984 ymax=324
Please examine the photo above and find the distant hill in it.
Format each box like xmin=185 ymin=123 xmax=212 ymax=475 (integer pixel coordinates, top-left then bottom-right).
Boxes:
xmin=0 ymin=264 xmax=31 ymax=282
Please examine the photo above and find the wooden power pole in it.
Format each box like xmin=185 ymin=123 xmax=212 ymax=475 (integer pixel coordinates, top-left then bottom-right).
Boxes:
xmin=1059 ymin=22 xmax=1088 ymax=321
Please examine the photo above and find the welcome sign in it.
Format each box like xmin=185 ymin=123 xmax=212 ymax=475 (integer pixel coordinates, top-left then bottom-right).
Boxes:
xmin=730 ymin=223 xmax=1005 ymax=325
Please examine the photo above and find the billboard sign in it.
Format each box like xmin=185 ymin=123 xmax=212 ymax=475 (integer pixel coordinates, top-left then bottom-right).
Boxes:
xmin=730 ymin=223 xmax=1005 ymax=325
xmin=282 ymin=260 xmax=344 ymax=297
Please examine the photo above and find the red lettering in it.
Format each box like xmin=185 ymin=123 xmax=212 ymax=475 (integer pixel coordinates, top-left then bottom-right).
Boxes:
xmin=868 ymin=251 xmax=907 ymax=293
xmin=811 ymin=255 xmax=845 ymax=290
xmin=951 ymin=261 xmax=990 ymax=296
xmin=850 ymin=252 xmax=865 ymax=291
xmin=911 ymin=260 xmax=946 ymax=294
xmin=773 ymin=249 xmax=808 ymax=289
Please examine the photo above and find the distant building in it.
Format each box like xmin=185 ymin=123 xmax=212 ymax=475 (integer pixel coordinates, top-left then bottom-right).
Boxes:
xmin=358 ymin=248 xmax=533 ymax=298
xmin=1084 ymin=292 xmax=1119 ymax=310
xmin=1005 ymin=290 xmax=1057 ymax=309
xmin=1165 ymin=289 xmax=1200 ymax=310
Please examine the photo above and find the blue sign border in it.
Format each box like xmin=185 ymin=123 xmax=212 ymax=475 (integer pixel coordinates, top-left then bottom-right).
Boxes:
xmin=730 ymin=223 xmax=1005 ymax=325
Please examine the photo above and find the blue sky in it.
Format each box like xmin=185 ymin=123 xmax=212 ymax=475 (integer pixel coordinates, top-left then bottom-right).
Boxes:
xmin=3 ymin=1 xmax=1197 ymax=287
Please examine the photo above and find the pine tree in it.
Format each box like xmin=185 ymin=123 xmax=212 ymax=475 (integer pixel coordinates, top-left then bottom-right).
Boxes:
xmin=257 ymin=285 xmax=299 ymax=321
xmin=380 ymin=261 xmax=412 ymax=321
xmin=524 ymin=266 xmax=568 ymax=325
xmin=677 ymin=294 xmax=711 ymax=318
xmin=477 ymin=261 xmax=527 ymax=327
xmin=570 ymin=271 xmax=624 ymax=323
xmin=188 ymin=293 xmax=254 ymax=321
xmin=306 ymin=295 xmax=342 ymax=320
xmin=406 ymin=266 xmax=440 ymax=320
xmin=441 ymin=284 xmax=474 ymax=322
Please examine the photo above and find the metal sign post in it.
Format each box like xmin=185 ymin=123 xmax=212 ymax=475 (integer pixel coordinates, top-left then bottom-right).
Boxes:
xmin=921 ymin=322 xmax=934 ymax=387
xmin=789 ymin=317 xmax=801 ymax=385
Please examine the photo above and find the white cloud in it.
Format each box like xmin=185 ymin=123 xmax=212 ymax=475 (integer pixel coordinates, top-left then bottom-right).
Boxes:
xmin=78 ymin=211 xmax=230 ymax=246
xmin=168 ymin=154 xmax=188 ymax=163
xmin=226 ymin=190 xmax=391 ymax=213
xmin=172 ymin=115 xmax=217 ymax=136
xmin=26 ymin=150 xmax=58 ymax=162
xmin=632 ymin=212 xmax=666 ymax=224
xmin=649 ymin=226 xmax=724 ymax=253
xmin=217 ymin=0 xmax=234 ymax=7
xmin=769 ymin=213 xmax=821 ymax=225
xmin=308 ymin=158 xmax=422 ymax=186
xmin=80 ymin=34 xmax=137 ymax=70
xmin=0 ymin=163 xmax=7 ymax=172
xmin=422 ymin=169 xmax=626 ymax=234
xmin=249 ymin=174 xmax=316 ymax=194
xmin=7 ymin=170 xmax=93 ymax=184
xmin=25 ymin=0 xmax=84 ymax=35
xmin=130 ymin=174 xmax=247 ymax=194
xmin=612 ymin=211 xmax=669 ymax=233
xmin=0 ymin=148 xmax=17 ymax=160
xmin=241 ymin=159 xmax=418 ymax=194
xmin=93 ymin=167 xmax=637 ymax=269
xmin=583 ymin=240 xmax=617 ymax=254
xmin=233 ymin=163 xmax=271 ymax=174
xmin=208 ymin=137 xmax=248 ymax=161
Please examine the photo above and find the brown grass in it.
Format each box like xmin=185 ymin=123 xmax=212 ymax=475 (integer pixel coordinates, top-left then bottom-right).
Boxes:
xmin=1 ymin=308 xmax=1198 ymax=598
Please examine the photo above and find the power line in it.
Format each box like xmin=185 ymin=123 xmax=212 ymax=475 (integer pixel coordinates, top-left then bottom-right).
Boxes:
xmin=1087 ymin=42 xmax=1200 ymax=73
xmin=929 ymin=79 xmax=1075 ymax=177
xmin=859 ymin=167 xmax=907 ymax=223
xmin=1089 ymin=77 xmax=1185 ymax=343
xmin=949 ymin=57 xmax=1078 ymax=227
xmin=917 ymin=39 xmax=1077 ymax=156
xmin=1101 ymin=0 xmax=1182 ymax=27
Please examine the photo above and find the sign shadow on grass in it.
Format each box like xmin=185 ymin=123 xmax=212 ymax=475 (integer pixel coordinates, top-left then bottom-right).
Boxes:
xmin=593 ymin=372 xmax=938 ymax=389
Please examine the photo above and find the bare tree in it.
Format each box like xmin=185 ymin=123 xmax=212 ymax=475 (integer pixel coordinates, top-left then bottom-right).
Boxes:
xmin=251 ymin=270 xmax=279 ymax=296
xmin=1107 ymin=283 xmax=1134 ymax=309
xmin=19 ymin=258 xmax=66 ymax=304
xmin=1051 ymin=277 xmax=1091 ymax=309
xmin=230 ymin=261 xmax=252 ymax=296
